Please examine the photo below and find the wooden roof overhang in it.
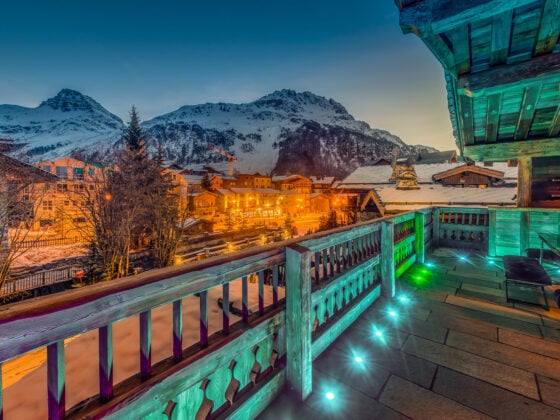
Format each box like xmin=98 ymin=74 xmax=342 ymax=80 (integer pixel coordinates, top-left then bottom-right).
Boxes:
xmin=0 ymin=154 xmax=58 ymax=182
xmin=397 ymin=0 xmax=560 ymax=162
xmin=432 ymin=164 xmax=505 ymax=181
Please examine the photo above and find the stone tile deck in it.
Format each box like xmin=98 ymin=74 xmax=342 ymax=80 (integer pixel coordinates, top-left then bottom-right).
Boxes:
xmin=259 ymin=249 xmax=560 ymax=419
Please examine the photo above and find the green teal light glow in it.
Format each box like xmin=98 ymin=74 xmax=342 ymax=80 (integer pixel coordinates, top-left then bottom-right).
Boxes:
xmin=425 ymin=262 xmax=435 ymax=268
xmin=398 ymin=295 xmax=410 ymax=303
xmin=375 ymin=330 xmax=383 ymax=337
xmin=354 ymin=356 xmax=363 ymax=364
xmin=459 ymin=256 xmax=467 ymax=261
xmin=388 ymin=310 xmax=397 ymax=317
xmin=326 ymin=392 xmax=335 ymax=400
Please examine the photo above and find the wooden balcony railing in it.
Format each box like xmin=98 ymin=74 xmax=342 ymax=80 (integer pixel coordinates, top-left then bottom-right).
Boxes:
xmin=1 ymin=206 xmax=558 ymax=419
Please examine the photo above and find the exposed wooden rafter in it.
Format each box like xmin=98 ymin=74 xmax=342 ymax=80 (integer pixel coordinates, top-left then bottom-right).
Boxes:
xmin=514 ymin=85 xmax=542 ymax=140
xmin=485 ymin=93 xmax=502 ymax=142
xmin=458 ymin=94 xmax=475 ymax=146
xmin=490 ymin=10 xmax=513 ymax=66
xmin=464 ymin=137 xmax=560 ymax=161
xmin=457 ymin=52 xmax=560 ymax=96
xmin=534 ymin=0 xmax=560 ymax=56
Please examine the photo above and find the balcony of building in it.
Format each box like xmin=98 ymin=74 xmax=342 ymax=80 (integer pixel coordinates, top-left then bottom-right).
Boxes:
xmin=0 ymin=206 xmax=559 ymax=419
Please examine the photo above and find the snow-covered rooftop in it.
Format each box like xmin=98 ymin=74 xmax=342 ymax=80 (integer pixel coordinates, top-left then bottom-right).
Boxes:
xmin=340 ymin=162 xmax=518 ymax=187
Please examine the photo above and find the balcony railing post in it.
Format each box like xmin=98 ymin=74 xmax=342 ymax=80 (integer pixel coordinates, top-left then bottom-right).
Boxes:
xmin=415 ymin=212 xmax=425 ymax=264
xmin=488 ymin=208 xmax=497 ymax=257
xmin=285 ymin=244 xmax=312 ymax=401
xmin=47 ymin=341 xmax=65 ymax=420
xmin=381 ymin=221 xmax=396 ymax=298
xmin=433 ymin=207 xmax=440 ymax=247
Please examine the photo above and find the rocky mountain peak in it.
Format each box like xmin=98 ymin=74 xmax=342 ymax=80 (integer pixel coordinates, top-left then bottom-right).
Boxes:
xmin=39 ymin=89 xmax=109 ymax=115
xmin=253 ymin=89 xmax=348 ymax=115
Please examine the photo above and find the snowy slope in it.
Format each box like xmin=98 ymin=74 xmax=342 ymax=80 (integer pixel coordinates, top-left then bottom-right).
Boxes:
xmin=0 ymin=89 xmax=123 ymax=160
xmin=1 ymin=89 xmax=429 ymax=177
xmin=143 ymin=89 xmax=418 ymax=177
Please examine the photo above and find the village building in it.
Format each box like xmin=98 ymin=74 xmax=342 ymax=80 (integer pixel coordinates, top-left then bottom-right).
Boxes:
xmin=309 ymin=176 xmax=336 ymax=193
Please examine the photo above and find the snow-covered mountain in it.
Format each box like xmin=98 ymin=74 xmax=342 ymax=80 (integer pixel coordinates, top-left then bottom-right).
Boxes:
xmin=1 ymin=89 xmax=431 ymax=178
xmin=0 ymin=89 xmax=123 ymax=159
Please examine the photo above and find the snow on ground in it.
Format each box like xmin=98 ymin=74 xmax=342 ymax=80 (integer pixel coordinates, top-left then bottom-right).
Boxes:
xmin=12 ymin=244 xmax=88 ymax=269
xmin=2 ymin=280 xmax=285 ymax=419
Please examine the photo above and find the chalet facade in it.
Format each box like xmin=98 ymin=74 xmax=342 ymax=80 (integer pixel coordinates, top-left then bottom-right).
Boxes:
xmin=272 ymin=175 xmax=312 ymax=194
xmin=432 ymin=165 xmax=504 ymax=187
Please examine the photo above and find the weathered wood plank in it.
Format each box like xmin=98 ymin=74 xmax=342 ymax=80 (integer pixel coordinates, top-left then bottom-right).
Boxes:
xmin=242 ymin=276 xmax=249 ymax=323
xmin=47 ymin=341 xmax=65 ymax=420
xmin=381 ymin=221 xmax=396 ymax=298
xmin=99 ymin=324 xmax=114 ymax=401
xmin=534 ymin=0 xmax=560 ymax=56
xmin=488 ymin=209 xmax=497 ymax=257
xmin=172 ymin=300 xmax=182 ymax=361
xmin=515 ymin=85 xmax=542 ymax=140
xmin=491 ymin=10 xmax=513 ymax=65
xmin=459 ymin=94 xmax=475 ymax=145
xmin=222 ymin=283 xmax=230 ymax=333
xmin=457 ymin=53 xmax=560 ymax=95
xmin=272 ymin=266 xmax=279 ymax=306
xmin=486 ymin=93 xmax=502 ymax=142
xmin=451 ymin=24 xmax=471 ymax=74
xmin=464 ymin=137 xmax=560 ymax=161
xmin=285 ymin=244 xmax=312 ymax=400
xmin=258 ymin=270 xmax=265 ymax=315
xmin=140 ymin=310 xmax=151 ymax=380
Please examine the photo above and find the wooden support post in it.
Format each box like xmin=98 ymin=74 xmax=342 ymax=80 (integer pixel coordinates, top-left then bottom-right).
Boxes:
xmin=200 ymin=290 xmax=208 ymax=347
xmin=172 ymin=300 xmax=183 ymax=361
xmin=222 ymin=283 xmax=230 ymax=333
xmin=415 ymin=212 xmax=425 ymax=264
xmin=518 ymin=157 xmax=532 ymax=207
xmin=242 ymin=276 xmax=249 ymax=323
xmin=47 ymin=341 xmax=65 ymax=420
xmin=381 ymin=221 xmax=396 ymax=298
xmin=285 ymin=244 xmax=312 ymax=401
xmin=99 ymin=324 xmax=113 ymax=401
xmin=488 ymin=209 xmax=497 ymax=257
xmin=140 ymin=310 xmax=151 ymax=380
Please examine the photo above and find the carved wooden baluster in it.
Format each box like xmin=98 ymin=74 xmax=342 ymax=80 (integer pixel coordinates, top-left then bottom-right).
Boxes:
xmin=196 ymin=378 xmax=213 ymax=420
xmin=99 ymin=324 xmax=113 ymax=401
xmin=200 ymin=290 xmax=209 ymax=347
xmin=272 ymin=265 xmax=279 ymax=306
xmin=173 ymin=300 xmax=182 ymax=361
xmin=222 ymin=283 xmax=230 ymax=334
xmin=140 ymin=310 xmax=151 ymax=380
xmin=242 ymin=276 xmax=249 ymax=323
xmin=314 ymin=251 xmax=321 ymax=283
xmin=258 ymin=270 xmax=265 ymax=315
xmin=335 ymin=243 xmax=341 ymax=273
xmin=47 ymin=341 xmax=65 ymax=420
xmin=322 ymin=248 xmax=328 ymax=279
xmin=225 ymin=360 xmax=240 ymax=404
xmin=329 ymin=245 xmax=335 ymax=277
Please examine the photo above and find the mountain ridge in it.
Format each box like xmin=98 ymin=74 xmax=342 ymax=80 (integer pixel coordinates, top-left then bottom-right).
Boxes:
xmin=1 ymin=89 xmax=435 ymax=178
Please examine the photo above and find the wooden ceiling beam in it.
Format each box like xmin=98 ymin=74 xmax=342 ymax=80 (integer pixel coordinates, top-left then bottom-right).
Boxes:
xmin=458 ymin=94 xmax=475 ymax=146
xmin=450 ymin=24 xmax=471 ymax=74
xmin=464 ymin=137 xmax=560 ymax=161
xmin=457 ymin=52 xmax=560 ymax=96
xmin=534 ymin=0 xmax=560 ymax=56
xmin=400 ymin=0 xmax=537 ymax=35
xmin=515 ymin=85 xmax=542 ymax=140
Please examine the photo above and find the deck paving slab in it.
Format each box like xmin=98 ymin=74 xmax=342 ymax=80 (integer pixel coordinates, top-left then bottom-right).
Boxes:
xmin=537 ymin=375 xmax=560 ymax=410
xmin=425 ymin=311 xmax=498 ymax=341
xmin=403 ymin=335 xmax=540 ymax=399
xmin=499 ymin=328 xmax=560 ymax=359
xmin=304 ymin=370 xmax=406 ymax=420
xmin=446 ymin=330 xmax=560 ymax=381
xmin=379 ymin=374 xmax=491 ymax=420
xmin=433 ymin=366 xmax=560 ymax=418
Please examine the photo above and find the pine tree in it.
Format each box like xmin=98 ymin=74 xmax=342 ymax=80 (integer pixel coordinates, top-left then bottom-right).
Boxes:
xmin=122 ymin=106 xmax=146 ymax=160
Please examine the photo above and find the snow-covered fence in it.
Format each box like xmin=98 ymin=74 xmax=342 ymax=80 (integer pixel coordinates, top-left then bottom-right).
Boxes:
xmin=15 ymin=236 xmax=82 ymax=249
xmin=1 ymin=265 xmax=81 ymax=297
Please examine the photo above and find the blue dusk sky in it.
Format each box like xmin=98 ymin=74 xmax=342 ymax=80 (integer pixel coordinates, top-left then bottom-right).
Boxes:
xmin=0 ymin=0 xmax=455 ymax=151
